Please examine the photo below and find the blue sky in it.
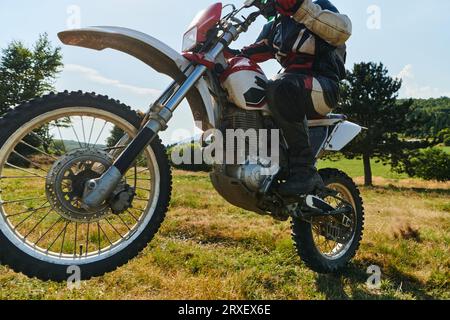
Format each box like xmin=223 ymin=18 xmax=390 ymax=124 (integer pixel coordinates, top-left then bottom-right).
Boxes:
xmin=1 ymin=0 xmax=449 ymax=144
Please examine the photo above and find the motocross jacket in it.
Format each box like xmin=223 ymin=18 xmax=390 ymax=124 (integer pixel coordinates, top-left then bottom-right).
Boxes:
xmin=242 ymin=0 xmax=352 ymax=82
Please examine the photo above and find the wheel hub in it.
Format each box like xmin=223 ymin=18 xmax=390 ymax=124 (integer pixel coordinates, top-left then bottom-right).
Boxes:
xmin=46 ymin=149 xmax=114 ymax=222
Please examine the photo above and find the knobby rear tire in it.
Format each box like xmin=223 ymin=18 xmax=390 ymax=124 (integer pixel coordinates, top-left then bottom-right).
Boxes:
xmin=291 ymin=169 xmax=365 ymax=274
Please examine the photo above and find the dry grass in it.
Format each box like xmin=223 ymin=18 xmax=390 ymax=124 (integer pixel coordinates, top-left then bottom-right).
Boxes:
xmin=0 ymin=170 xmax=449 ymax=300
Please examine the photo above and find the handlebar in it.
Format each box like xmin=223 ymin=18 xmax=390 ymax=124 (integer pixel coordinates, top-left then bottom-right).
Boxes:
xmin=220 ymin=0 xmax=276 ymax=36
xmin=193 ymin=1 xmax=276 ymax=62
xmin=247 ymin=0 xmax=277 ymax=19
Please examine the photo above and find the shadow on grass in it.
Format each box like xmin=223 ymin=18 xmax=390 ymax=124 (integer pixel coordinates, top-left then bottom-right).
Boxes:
xmin=315 ymin=263 xmax=435 ymax=300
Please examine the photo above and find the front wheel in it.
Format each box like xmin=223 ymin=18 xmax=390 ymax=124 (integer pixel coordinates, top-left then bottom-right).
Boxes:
xmin=0 ymin=92 xmax=172 ymax=281
xmin=292 ymin=169 xmax=365 ymax=274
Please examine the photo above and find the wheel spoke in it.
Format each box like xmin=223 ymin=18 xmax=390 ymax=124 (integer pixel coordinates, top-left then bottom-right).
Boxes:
xmin=5 ymin=163 xmax=46 ymax=179
xmin=94 ymin=120 xmax=107 ymax=147
xmin=126 ymin=168 xmax=149 ymax=179
xmin=80 ymin=116 xmax=87 ymax=147
xmin=97 ymin=222 xmax=101 ymax=252
xmin=103 ymin=145 xmax=127 ymax=152
xmin=85 ymin=223 xmax=90 ymax=257
xmin=87 ymin=117 xmax=96 ymax=147
xmin=59 ymin=222 xmax=70 ymax=256
xmin=132 ymin=177 xmax=151 ymax=181
xmin=135 ymin=186 xmax=151 ymax=192
xmin=0 ymin=175 xmax=44 ymax=180
xmin=56 ymin=122 xmax=67 ymax=153
xmin=11 ymin=150 xmax=48 ymax=173
xmin=98 ymin=222 xmax=113 ymax=246
xmin=73 ymin=222 xmax=78 ymax=257
xmin=18 ymin=140 xmax=58 ymax=161
xmin=105 ymin=218 xmax=124 ymax=239
xmin=70 ymin=117 xmax=83 ymax=149
xmin=14 ymin=204 xmax=47 ymax=230
xmin=5 ymin=201 xmax=50 ymax=218
xmin=134 ymin=197 xmax=149 ymax=202
xmin=127 ymin=210 xmax=140 ymax=222
xmin=35 ymin=217 xmax=63 ymax=246
xmin=1 ymin=196 xmax=48 ymax=205
xmin=117 ymin=214 xmax=132 ymax=231
xmin=23 ymin=207 xmax=53 ymax=239
xmin=46 ymin=221 xmax=69 ymax=253
xmin=28 ymin=130 xmax=50 ymax=148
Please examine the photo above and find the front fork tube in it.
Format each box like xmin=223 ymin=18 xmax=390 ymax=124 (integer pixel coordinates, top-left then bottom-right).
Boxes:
xmin=82 ymin=64 xmax=208 ymax=208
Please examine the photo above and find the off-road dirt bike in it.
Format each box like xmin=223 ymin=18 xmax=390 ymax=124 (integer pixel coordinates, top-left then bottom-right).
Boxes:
xmin=0 ymin=0 xmax=364 ymax=281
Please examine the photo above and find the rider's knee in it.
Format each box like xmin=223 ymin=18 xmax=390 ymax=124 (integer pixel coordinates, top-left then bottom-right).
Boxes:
xmin=266 ymin=75 xmax=307 ymax=122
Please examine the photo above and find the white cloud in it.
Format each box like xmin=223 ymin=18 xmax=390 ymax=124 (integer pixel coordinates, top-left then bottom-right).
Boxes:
xmin=64 ymin=64 xmax=161 ymax=97
xmin=397 ymin=64 xmax=450 ymax=99
xmin=397 ymin=64 xmax=414 ymax=81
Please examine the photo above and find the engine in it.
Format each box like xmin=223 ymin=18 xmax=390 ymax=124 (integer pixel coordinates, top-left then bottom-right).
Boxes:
xmin=212 ymin=56 xmax=283 ymax=193
xmin=215 ymin=104 xmax=279 ymax=193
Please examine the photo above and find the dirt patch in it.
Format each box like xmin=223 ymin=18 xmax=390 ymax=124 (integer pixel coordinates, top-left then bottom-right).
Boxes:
xmin=392 ymin=220 xmax=422 ymax=242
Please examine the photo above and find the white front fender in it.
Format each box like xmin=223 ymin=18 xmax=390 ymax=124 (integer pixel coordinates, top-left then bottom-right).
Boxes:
xmin=58 ymin=26 xmax=217 ymax=130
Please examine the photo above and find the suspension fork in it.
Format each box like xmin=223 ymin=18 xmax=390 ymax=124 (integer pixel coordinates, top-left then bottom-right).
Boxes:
xmin=82 ymin=64 xmax=208 ymax=208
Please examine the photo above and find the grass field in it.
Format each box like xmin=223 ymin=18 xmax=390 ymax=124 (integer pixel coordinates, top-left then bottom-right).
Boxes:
xmin=0 ymin=160 xmax=449 ymax=300
xmin=318 ymin=157 xmax=407 ymax=180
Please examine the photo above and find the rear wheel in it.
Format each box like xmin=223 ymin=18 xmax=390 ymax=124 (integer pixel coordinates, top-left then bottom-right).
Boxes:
xmin=0 ymin=91 xmax=172 ymax=281
xmin=292 ymin=169 xmax=364 ymax=274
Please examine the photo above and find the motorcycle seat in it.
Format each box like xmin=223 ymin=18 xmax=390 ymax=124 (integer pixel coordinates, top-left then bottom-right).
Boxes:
xmin=308 ymin=114 xmax=347 ymax=127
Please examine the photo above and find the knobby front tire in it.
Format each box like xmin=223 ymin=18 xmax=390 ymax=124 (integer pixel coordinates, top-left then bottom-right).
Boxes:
xmin=0 ymin=91 xmax=172 ymax=281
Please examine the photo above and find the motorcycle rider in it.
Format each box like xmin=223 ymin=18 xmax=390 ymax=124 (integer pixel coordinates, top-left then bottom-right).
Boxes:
xmin=230 ymin=0 xmax=352 ymax=196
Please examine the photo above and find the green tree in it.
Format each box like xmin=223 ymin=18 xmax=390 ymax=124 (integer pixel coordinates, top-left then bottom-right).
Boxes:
xmin=0 ymin=34 xmax=63 ymax=161
xmin=107 ymin=126 xmax=126 ymax=148
xmin=404 ymin=148 xmax=450 ymax=182
xmin=405 ymin=98 xmax=450 ymax=139
xmin=437 ymin=128 xmax=450 ymax=147
xmin=0 ymin=33 xmax=63 ymax=115
xmin=338 ymin=62 xmax=427 ymax=186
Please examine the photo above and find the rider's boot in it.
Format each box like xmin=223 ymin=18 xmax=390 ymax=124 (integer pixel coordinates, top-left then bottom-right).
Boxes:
xmin=278 ymin=160 xmax=324 ymax=197
xmin=266 ymin=75 xmax=324 ymax=197
xmin=277 ymin=117 xmax=324 ymax=197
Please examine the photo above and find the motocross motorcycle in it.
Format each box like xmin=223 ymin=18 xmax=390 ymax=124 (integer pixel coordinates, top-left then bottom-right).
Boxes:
xmin=0 ymin=0 xmax=364 ymax=281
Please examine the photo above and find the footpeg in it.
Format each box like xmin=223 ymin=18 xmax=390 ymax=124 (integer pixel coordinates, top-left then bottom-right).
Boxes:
xmin=287 ymin=195 xmax=353 ymax=219
xmin=305 ymin=195 xmax=335 ymax=213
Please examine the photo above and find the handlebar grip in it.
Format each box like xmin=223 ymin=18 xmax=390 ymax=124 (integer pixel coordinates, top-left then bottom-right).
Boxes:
xmin=254 ymin=0 xmax=277 ymax=20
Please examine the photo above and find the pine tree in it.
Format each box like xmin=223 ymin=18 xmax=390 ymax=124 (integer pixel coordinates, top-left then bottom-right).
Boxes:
xmin=338 ymin=62 xmax=425 ymax=186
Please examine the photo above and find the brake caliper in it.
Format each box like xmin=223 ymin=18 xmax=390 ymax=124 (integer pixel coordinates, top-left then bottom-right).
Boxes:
xmin=108 ymin=184 xmax=136 ymax=215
